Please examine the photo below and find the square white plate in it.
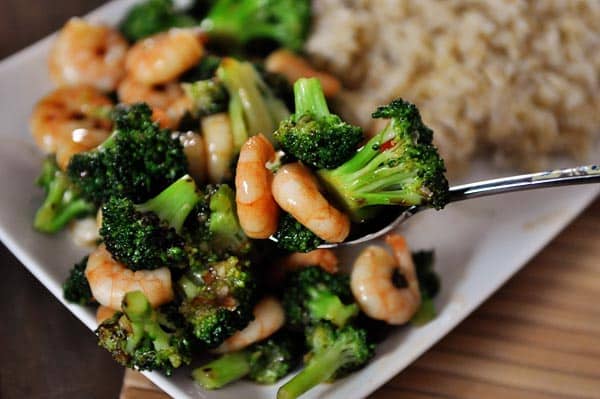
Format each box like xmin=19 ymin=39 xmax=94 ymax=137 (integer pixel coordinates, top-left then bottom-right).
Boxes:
xmin=0 ymin=1 xmax=598 ymax=398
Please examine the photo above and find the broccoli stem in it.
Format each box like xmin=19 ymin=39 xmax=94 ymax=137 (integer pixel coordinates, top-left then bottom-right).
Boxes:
xmin=307 ymin=288 xmax=359 ymax=327
xmin=192 ymin=351 xmax=251 ymax=389
xmin=136 ymin=175 xmax=200 ymax=233
xmin=277 ymin=344 xmax=343 ymax=399
xmin=33 ymin=172 xmax=95 ymax=233
xmin=293 ymin=78 xmax=329 ymax=119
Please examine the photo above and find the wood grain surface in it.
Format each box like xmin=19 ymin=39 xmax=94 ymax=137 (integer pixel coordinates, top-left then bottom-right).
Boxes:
xmin=122 ymin=199 xmax=600 ymax=398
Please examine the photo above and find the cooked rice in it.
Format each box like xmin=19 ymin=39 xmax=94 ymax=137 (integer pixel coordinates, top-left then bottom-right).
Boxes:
xmin=306 ymin=0 xmax=600 ymax=173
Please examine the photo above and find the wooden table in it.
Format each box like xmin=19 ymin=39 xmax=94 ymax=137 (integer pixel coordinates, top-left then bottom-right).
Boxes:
xmin=1 ymin=2 xmax=599 ymax=398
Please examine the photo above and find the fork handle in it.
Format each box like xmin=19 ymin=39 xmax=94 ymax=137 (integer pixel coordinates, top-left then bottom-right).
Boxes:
xmin=449 ymin=164 xmax=600 ymax=202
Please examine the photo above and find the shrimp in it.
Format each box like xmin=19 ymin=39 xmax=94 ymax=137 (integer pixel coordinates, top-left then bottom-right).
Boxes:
xmin=30 ymin=85 xmax=113 ymax=169
xmin=96 ymin=305 xmax=117 ymax=325
xmin=271 ymin=162 xmax=350 ymax=243
xmin=85 ymin=244 xmax=174 ymax=310
xmin=235 ymin=134 xmax=280 ymax=239
xmin=117 ymin=76 xmax=192 ymax=129
xmin=125 ymin=29 xmax=203 ymax=85
xmin=202 ymin=113 xmax=234 ymax=183
xmin=213 ymin=297 xmax=285 ymax=354
xmin=265 ymin=49 xmax=341 ymax=97
xmin=178 ymin=131 xmax=207 ymax=183
xmin=281 ymin=249 xmax=339 ymax=274
xmin=48 ymin=18 xmax=128 ymax=91
xmin=350 ymin=234 xmax=421 ymax=325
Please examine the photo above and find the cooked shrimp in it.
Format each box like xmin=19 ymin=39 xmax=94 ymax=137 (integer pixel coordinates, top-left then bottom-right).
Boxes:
xmin=235 ymin=134 xmax=280 ymax=239
xmin=125 ymin=29 xmax=203 ymax=85
xmin=202 ymin=113 xmax=234 ymax=183
xmin=85 ymin=244 xmax=174 ymax=310
xmin=271 ymin=162 xmax=350 ymax=243
xmin=178 ymin=131 xmax=207 ymax=183
xmin=213 ymin=297 xmax=285 ymax=354
xmin=96 ymin=305 xmax=117 ymax=325
xmin=265 ymin=49 xmax=341 ymax=97
xmin=48 ymin=18 xmax=128 ymax=91
xmin=350 ymin=234 xmax=421 ymax=324
xmin=30 ymin=85 xmax=113 ymax=169
xmin=117 ymin=76 xmax=192 ymax=129
xmin=281 ymin=249 xmax=339 ymax=274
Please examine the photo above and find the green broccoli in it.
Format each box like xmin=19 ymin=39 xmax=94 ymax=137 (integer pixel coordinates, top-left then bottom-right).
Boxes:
xmin=411 ymin=250 xmax=441 ymax=326
xmin=274 ymin=78 xmax=363 ymax=169
xmin=33 ymin=157 xmax=95 ymax=233
xmin=100 ymin=175 xmax=201 ymax=271
xmin=96 ymin=291 xmax=191 ymax=376
xmin=192 ymin=331 xmax=303 ymax=388
xmin=200 ymin=0 xmax=310 ymax=52
xmin=277 ymin=322 xmax=374 ymax=399
xmin=178 ymin=256 xmax=256 ymax=347
xmin=273 ymin=213 xmax=323 ymax=253
xmin=119 ymin=0 xmax=196 ymax=42
xmin=317 ymin=99 xmax=450 ymax=222
xmin=217 ymin=58 xmax=289 ymax=151
xmin=63 ymin=256 xmax=94 ymax=305
xmin=283 ymin=267 xmax=358 ymax=330
xmin=180 ymin=55 xmax=222 ymax=83
xmin=207 ymin=184 xmax=251 ymax=256
xmin=182 ymin=79 xmax=229 ymax=117
xmin=67 ymin=103 xmax=188 ymax=205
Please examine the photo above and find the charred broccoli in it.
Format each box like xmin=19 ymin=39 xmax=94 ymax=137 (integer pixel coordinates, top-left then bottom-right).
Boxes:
xmin=318 ymin=99 xmax=449 ymax=222
xmin=274 ymin=78 xmax=363 ymax=169
xmin=63 ymin=256 xmax=94 ymax=305
xmin=67 ymin=103 xmax=188 ymax=205
xmin=96 ymin=291 xmax=191 ymax=376
xmin=192 ymin=331 xmax=302 ymax=388
xmin=33 ymin=157 xmax=95 ymax=233
xmin=100 ymin=175 xmax=201 ymax=271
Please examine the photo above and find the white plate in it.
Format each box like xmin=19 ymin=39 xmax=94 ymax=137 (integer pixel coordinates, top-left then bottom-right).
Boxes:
xmin=0 ymin=1 xmax=598 ymax=398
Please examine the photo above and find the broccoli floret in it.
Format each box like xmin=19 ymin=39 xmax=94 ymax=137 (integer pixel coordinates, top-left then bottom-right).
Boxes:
xmin=411 ymin=250 xmax=441 ymax=326
xmin=275 ymin=78 xmax=363 ymax=169
xmin=273 ymin=213 xmax=323 ymax=253
xmin=96 ymin=291 xmax=191 ymax=375
xmin=317 ymin=99 xmax=450 ymax=222
xmin=67 ymin=103 xmax=188 ymax=205
xmin=192 ymin=331 xmax=303 ymax=388
xmin=63 ymin=256 xmax=94 ymax=305
xmin=283 ymin=267 xmax=358 ymax=330
xmin=207 ymin=184 xmax=251 ymax=255
xmin=33 ymin=157 xmax=95 ymax=233
xmin=200 ymin=0 xmax=310 ymax=52
xmin=178 ymin=256 xmax=256 ymax=347
xmin=217 ymin=58 xmax=289 ymax=151
xmin=119 ymin=0 xmax=196 ymax=42
xmin=100 ymin=175 xmax=201 ymax=271
xmin=277 ymin=322 xmax=374 ymax=399
xmin=182 ymin=79 xmax=229 ymax=117
xmin=180 ymin=55 xmax=222 ymax=82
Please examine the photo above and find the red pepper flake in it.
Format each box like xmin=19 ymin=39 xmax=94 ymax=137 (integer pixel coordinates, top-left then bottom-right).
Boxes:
xmin=379 ymin=139 xmax=395 ymax=152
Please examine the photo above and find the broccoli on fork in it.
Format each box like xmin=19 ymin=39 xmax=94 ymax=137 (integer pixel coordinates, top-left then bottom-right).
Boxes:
xmin=33 ymin=157 xmax=95 ymax=233
xmin=274 ymin=78 xmax=363 ymax=169
xmin=100 ymin=174 xmax=201 ymax=271
xmin=318 ymin=98 xmax=450 ymax=222
xmin=96 ymin=290 xmax=191 ymax=376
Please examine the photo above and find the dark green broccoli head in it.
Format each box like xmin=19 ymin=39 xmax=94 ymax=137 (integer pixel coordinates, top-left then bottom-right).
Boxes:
xmin=96 ymin=291 xmax=191 ymax=376
xmin=67 ymin=103 xmax=188 ymax=205
xmin=192 ymin=330 xmax=303 ymax=389
xmin=318 ymin=98 xmax=449 ymax=222
xmin=273 ymin=213 xmax=323 ymax=253
xmin=200 ymin=0 xmax=310 ymax=52
xmin=100 ymin=175 xmax=201 ymax=271
xmin=119 ymin=0 xmax=197 ymax=42
xmin=180 ymin=55 xmax=222 ymax=82
xmin=178 ymin=256 xmax=256 ymax=347
xmin=34 ymin=157 xmax=95 ymax=234
xmin=183 ymin=79 xmax=229 ymax=117
xmin=277 ymin=322 xmax=374 ymax=399
xmin=283 ymin=267 xmax=358 ymax=330
xmin=63 ymin=256 xmax=94 ymax=305
xmin=275 ymin=78 xmax=363 ymax=169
